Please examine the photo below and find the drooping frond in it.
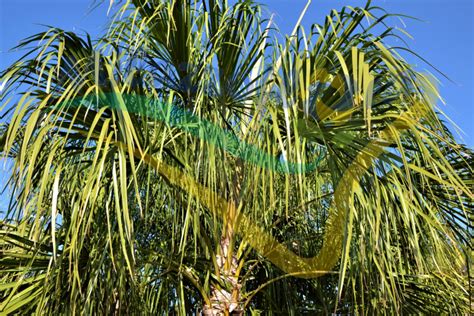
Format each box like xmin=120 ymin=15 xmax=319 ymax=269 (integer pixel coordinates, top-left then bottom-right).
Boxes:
xmin=0 ymin=1 xmax=472 ymax=314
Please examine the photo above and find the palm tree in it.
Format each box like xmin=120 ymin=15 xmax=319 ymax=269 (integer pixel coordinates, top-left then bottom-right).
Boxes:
xmin=0 ymin=0 xmax=472 ymax=314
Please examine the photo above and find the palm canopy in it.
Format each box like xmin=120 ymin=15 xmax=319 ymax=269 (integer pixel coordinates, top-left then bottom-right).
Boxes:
xmin=0 ymin=0 xmax=472 ymax=314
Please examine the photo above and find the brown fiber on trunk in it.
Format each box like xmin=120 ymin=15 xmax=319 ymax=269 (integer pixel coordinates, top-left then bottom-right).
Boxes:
xmin=202 ymin=163 xmax=245 ymax=315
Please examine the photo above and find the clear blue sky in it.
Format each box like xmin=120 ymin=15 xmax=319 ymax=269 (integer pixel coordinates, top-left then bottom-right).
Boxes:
xmin=1 ymin=0 xmax=473 ymax=209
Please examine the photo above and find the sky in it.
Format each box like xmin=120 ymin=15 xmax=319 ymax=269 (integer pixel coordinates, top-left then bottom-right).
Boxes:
xmin=0 ymin=0 xmax=473 ymax=210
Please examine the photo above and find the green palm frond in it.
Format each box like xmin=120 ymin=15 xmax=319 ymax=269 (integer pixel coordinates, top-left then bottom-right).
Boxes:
xmin=0 ymin=0 xmax=472 ymax=314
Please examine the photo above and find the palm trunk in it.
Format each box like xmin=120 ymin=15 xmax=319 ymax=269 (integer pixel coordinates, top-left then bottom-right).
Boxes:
xmin=202 ymin=234 xmax=243 ymax=315
xmin=203 ymin=163 xmax=244 ymax=315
